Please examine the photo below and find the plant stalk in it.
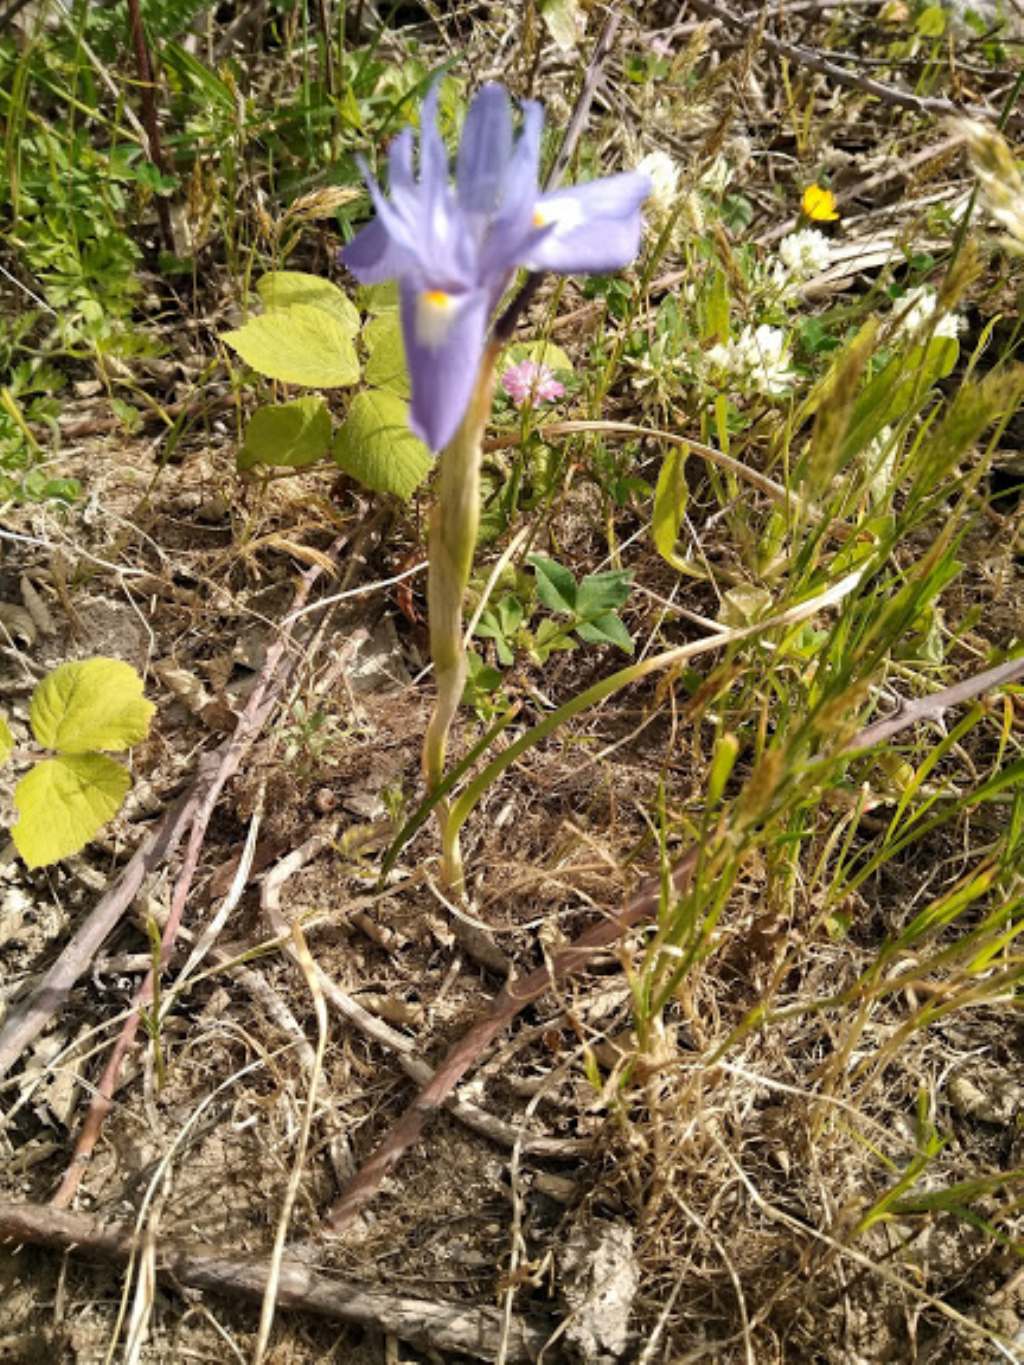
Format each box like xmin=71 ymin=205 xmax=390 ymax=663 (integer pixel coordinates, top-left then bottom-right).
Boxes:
xmin=423 ymin=343 xmax=498 ymax=889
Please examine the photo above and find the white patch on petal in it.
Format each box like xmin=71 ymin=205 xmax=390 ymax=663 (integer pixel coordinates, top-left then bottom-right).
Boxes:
xmin=416 ymin=290 xmax=458 ymax=349
xmin=533 ymin=195 xmax=585 ymax=235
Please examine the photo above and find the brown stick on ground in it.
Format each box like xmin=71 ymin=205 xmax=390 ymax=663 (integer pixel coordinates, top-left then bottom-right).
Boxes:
xmin=125 ymin=0 xmax=174 ymax=254
xmin=322 ymin=847 xmax=700 ymax=1234
xmin=260 ymin=830 xmax=590 ymax=1159
xmin=0 ymin=1201 xmax=547 ymax=1363
xmin=846 ymin=655 xmax=1024 ymax=751
xmin=50 ymin=541 xmax=346 ymax=1209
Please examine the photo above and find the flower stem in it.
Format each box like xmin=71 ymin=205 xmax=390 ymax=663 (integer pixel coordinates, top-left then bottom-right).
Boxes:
xmin=423 ymin=344 xmax=497 ymax=890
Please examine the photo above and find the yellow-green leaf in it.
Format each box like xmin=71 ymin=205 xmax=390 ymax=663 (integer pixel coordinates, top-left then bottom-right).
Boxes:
xmin=12 ymin=754 xmax=130 ymax=868
xmin=331 ymin=389 xmax=432 ymax=501
xmin=916 ymin=4 xmax=945 ymax=37
xmin=363 ymin=312 xmax=411 ymax=397
xmin=31 ymin=658 xmax=155 ymax=754
xmin=357 ymin=281 xmax=399 ymax=315
xmin=653 ymin=447 xmax=703 ymax=577
xmin=257 ymin=272 xmax=360 ymax=334
xmin=0 ymin=714 xmax=12 ymax=763
xmin=224 ymin=305 xmax=360 ymax=388
xmin=238 ymin=397 xmax=332 ymax=470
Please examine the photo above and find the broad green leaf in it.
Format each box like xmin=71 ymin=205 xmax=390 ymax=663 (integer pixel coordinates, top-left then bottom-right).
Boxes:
xmin=363 ymin=312 xmax=411 ymax=397
xmin=331 ymin=388 xmax=431 ymax=500
xmin=357 ymin=281 xmax=400 ymax=314
xmin=0 ymin=714 xmax=12 ymax=763
xmin=238 ymin=397 xmax=332 ymax=471
xmin=576 ymin=611 xmax=634 ymax=654
xmin=31 ymin=658 xmax=155 ymax=754
xmin=224 ymin=305 xmax=360 ymax=388
xmin=576 ymin=569 xmax=632 ymax=618
xmin=257 ymin=272 xmax=360 ymax=333
xmin=464 ymin=650 xmax=503 ymax=704
xmin=12 ymin=753 xmax=130 ymax=868
xmin=528 ymin=554 xmax=577 ymax=614
xmin=540 ymin=0 xmax=586 ymax=50
xmin=653 ymin=446 xmax=702 ymax=576
xmin=497 ymin=339 xmax=574 ymax=376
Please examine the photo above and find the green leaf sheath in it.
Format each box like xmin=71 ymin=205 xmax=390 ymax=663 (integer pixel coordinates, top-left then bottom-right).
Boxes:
xmin=423 ymin=347 xmax=499 ymax=888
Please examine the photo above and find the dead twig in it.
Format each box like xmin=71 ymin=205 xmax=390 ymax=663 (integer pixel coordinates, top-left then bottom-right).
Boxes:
xmin=321 ymin=848 xmax=699 ymax=1235
xmin=686 ymin=0 xmax=1008 ymax=126
xmin=260 ymin=831 xmax=588 ymax=1159
xmin=0 ymin=1200 xmax=548 ymax=1362
xmin=846 ymin=654 xmax=1024 ymax=751
xmin=0 ymin=782 xmax=197 ymax=1081
xmin=125 ymin=0 xmax=174 ymax=252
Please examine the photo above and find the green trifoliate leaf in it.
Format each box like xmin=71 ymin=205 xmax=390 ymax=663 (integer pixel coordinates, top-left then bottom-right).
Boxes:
xmin=31 ymin=658 xmax=155 ymax=754
xmin=12 ymin=753 xmax=130 ymax=868
xmin=238 ymin=397 xmax=332 ymax=471
xmin=331 ymin=389 xmax=431 ymax=500
xmin=224 ymin=304 xmax=360 ymax=388
xmin=576 ymin=569 xmax=632 ymax=618
xmin=0 ymin=714 xmax=12 ymax=763
xmin=257 ymin=272 xmax=360 ymax=333
xmin=576 ymin=612 xmax=634 ymax=654
xmin=362 ymin=312 xmax=411 ymax=397
xmin=528 ymin=554 xmax=577 ymax=615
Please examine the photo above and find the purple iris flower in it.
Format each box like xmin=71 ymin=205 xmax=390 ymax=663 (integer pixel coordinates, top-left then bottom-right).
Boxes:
xmin=342 ymin=83 xmax=651 ymax=452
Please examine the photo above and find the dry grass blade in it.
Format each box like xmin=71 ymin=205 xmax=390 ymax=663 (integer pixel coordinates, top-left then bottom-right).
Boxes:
xmin=252 ymin=923 xmax=327 ymax=1365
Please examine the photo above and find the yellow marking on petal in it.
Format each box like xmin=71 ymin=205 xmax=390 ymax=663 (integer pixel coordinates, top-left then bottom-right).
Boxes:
xmin=802 ymin=184 xmax=839 ymax=222
xmin=533 ymin=207 xmax=547 ymax=227
xmin=416 ymin=289 xmax=457 ymax=348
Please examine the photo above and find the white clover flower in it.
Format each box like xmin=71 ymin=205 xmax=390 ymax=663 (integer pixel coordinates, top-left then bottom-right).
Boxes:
xmin=707 ymin=324 xmax=797 ymax=396
xmin=637 ymin=150 xmax=680 ymax=218
xmin=955 ymin=116 xmax=1024 ymax=248
xmin=778 ymin=228 xmax=831 ymax=280
xmin=700 ymin=154 xmax=733 ymax=197
xmin=893 ymin=285 xmax=962 ymax=341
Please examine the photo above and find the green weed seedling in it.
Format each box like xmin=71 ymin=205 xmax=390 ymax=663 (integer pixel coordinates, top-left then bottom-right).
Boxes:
xmin=1 ymin=657 xmax=154 ymax=868
xmin=473 ymin=555 xmax=634 ymax=672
